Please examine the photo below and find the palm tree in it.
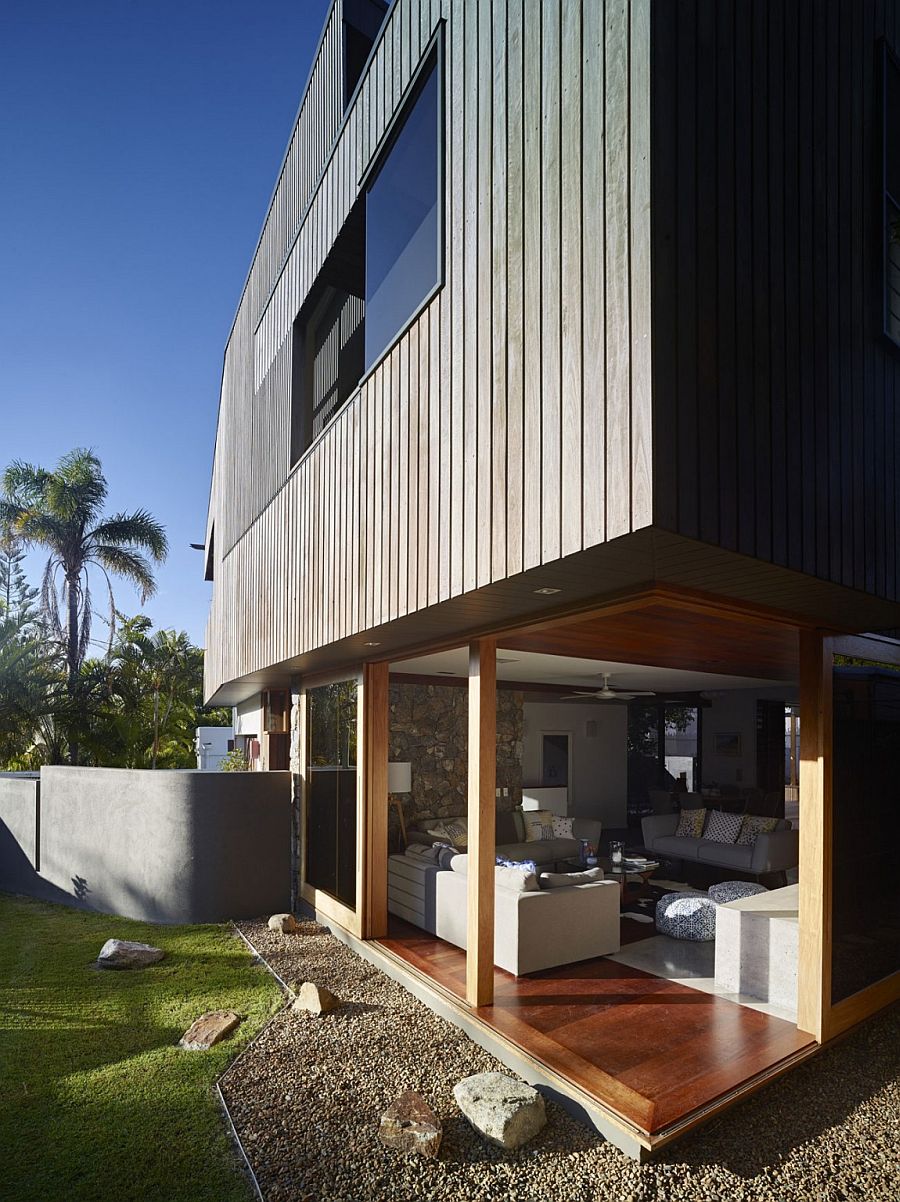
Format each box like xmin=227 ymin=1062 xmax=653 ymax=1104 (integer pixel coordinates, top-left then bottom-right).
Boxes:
xmin=110 ymin=617 xmax=196 ymax=767
xmin=0 ymin=449 xmax=167 ymax=762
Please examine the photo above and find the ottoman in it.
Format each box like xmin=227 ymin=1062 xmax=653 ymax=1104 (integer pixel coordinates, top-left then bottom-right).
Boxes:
xmin=655 ymin=891 xmax=717 ymax=941
xmin=709 ymin=880 xmax=768 ymax=904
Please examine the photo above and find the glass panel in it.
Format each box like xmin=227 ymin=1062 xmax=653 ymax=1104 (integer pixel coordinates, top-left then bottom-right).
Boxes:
xmin=627 ymin=704 xmax=662 ymax=823
xmin=306 ymin=680 xmax=358 ymax=910
xmin=365 ymin=61 xmax=439 ymax=367
xmin=665 ymin=707 xmax=699 ymax=793
xmin=831 ymin=663 xmax=900 ymax=1003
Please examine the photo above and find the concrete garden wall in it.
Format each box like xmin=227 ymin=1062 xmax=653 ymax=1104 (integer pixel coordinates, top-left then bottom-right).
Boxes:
xmin=0 ymin=767 xmax=291 ymax=923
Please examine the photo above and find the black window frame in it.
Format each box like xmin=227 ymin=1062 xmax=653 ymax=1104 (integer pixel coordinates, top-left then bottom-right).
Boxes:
xmin=359 ymin=30 xmax=445 ymax=375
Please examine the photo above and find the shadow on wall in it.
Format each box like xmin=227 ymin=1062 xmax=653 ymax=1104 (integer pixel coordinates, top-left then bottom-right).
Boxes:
xmin=0 ymin=768 xmax=293 ymax=924
xmin=0 ymin=817 xmax=78 ymax=908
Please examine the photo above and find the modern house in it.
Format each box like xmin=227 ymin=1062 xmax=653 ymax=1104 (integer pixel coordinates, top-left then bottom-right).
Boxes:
xmin=203 ymin=0 xmax=900 ymax=1159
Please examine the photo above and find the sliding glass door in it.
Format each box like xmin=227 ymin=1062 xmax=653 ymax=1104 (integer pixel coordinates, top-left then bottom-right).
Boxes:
xmin=305 ymin=679 xmax=358 ymax=910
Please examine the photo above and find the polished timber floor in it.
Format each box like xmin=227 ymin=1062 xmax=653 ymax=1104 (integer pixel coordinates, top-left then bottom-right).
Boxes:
xmin=380 ymin=916 xmax=815 ymax=1135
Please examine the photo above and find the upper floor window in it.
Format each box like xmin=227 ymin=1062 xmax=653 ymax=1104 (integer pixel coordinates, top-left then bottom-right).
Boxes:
xmin=343 ymin=0 xmax=388 ymax=110
xmin=364 ymin=53 xmax=441 ymax=370
xmin=290 ymin=40 xmax=442 ymax=465
xmin=885 ymin=44 xmax=900 ymax=347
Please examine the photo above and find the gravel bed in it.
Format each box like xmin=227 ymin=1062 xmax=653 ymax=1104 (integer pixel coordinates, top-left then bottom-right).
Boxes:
xmin=221 ymin=919 xmax=900 ymax=1202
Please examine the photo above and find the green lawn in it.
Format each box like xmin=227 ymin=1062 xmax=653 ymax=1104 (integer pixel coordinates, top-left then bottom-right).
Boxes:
xmin=0 ymin=894 xmax=282 ymax=1202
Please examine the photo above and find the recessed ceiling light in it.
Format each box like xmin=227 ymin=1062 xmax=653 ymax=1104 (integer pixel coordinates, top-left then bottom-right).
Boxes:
xmin=497 ymin=657 xmax=518 ymax=663
xmin=364 ymin=640 xmax=381 ymax=646
xmin=533 ymin=587 xmax=562 ymax=595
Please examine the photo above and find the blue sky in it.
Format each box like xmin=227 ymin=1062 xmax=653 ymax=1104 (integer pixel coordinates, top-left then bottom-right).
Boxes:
xmin=0 ymin=0 xmax=331 ymax=645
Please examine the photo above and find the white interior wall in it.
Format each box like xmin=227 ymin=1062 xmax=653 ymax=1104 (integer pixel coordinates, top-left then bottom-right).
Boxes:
xmin=522 ymin=701 xmax=628 ymax=828
xmin=702 ymin=686 xmax=798 ymax=789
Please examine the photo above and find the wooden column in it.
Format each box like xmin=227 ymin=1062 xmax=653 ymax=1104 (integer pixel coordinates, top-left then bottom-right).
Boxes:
xmin=362 ymin=662 xmax=389 ymax=939
xmin=797 ymin=630 xmax=833 ymax=1041
xmin=467 ymin=637 xmax=496 ymax=1008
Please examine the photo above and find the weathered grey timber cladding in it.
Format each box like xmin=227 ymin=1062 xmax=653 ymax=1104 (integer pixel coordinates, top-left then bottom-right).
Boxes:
xmin=651 ymin=0 xmax=900 ymax=603
xmin=204 ymin=0 xmax=653 ymax=700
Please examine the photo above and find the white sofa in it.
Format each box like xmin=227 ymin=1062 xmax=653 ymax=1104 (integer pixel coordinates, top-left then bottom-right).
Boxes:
xmin=641 ymin=813 xmax=798 ymax=878
xmin=387 ymin=851 xmax=621 ymax=975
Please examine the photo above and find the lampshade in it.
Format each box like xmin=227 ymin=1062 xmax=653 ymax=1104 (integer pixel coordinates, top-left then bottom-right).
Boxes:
xmin=387 ymin=761 xmax=412 ymax=793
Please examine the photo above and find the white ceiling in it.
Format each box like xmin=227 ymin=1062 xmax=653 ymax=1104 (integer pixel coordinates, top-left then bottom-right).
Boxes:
xmin=389 ymin=648 xmax=783 ymax=694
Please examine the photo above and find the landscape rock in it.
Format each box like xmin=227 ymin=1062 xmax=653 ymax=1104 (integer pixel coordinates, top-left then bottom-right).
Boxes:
xmin=292 ymin=981 xmax=340 ymax=1015
xmin=97 ymin=939 xmax=165 ymax=969
xmin=378 ymin=1091 xmax=443 ymax=1158
xmin=179 ymin=1010 xmax=242 ymax=1050
xmin=453 ymin=1072 xmax=546 ymax=1149
xmin=268 ymin=913 xmax=299 ymax=933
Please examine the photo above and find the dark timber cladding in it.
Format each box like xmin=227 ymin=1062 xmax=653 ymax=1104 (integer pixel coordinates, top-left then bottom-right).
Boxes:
xmin=651 ymin=0 xmax=900 ymax=603
xmin=204 ymin=0 xmax=652 ymax=701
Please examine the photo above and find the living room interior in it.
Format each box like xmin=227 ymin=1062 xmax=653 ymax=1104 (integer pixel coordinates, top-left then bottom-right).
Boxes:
xmin=353 ymin=609 xmax=810 ymax=1138
xmin=382 ymin=642 xmax=802 ymax=1002
xmin=297 ymin=598 xmax=899 ymax=1150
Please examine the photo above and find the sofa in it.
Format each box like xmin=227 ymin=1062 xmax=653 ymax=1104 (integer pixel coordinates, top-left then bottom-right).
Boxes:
xmin=387 ymin=850 xmax=621 ymax=975
xmin=406 ymin=807 xmax=603 ymax=868
xmin=641 ymin=812 xmax=799 ymax=878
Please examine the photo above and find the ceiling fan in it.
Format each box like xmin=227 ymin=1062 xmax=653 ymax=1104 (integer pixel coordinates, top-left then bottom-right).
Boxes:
xmin=559 ymin=673 xmax=656 ymax=702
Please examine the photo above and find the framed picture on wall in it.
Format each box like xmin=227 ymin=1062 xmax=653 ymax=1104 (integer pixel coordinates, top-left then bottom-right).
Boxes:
xmin=714 ymin=732 xmax=742 ymax=757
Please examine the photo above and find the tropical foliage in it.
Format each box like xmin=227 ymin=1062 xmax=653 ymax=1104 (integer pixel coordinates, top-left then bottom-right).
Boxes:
xmin=0 ymin=450 xmax=227 ymax=769
xmin=0 ymin=449 xmax=168 ymax=762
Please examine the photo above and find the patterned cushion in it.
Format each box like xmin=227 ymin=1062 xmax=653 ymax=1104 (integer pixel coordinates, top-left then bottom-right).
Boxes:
xmin=551 ymin=815 xmax=575 ymax=839
xmin=709 ymin=880 xmax=769 ymax=904
xmin=524 ymin=809 xmax=556 ymax=842
xmin=736 ymin=814 xmax=779 ymax=846
xmin=675 ymin=807 xmax=707 ymax=838
xmin=702 ymin=809 xmax=743 ymax=844
xmin=655 ymin=891 xmax=717 ymax=941
xmin=423 ymin=818 xmax=468 ymax=848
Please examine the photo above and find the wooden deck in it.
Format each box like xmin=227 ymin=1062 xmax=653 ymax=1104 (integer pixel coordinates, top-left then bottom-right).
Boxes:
xmin=379 ymin=917 xmax=815 ymax=1137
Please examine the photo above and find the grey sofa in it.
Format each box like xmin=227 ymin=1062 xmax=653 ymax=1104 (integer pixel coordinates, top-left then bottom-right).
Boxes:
xmin=641 ymin=813 xmax=798 ymax=878
xmin=387 ymin=851 xmax=621 ymax=975
xmin=407 ymin=808 xmax=603 ymax=868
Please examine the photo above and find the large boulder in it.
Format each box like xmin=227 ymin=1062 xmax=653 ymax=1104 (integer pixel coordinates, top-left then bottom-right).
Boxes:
xmin=268 ymin=913 xmax=299 ymax=933
xmin=453 ymin=1072 xmax=546 ymax=1150
xmin=179 ymin=1010 xmax=242 ymax=1050
xmin=291 ymin=981 xmax=340 ymax=1015
xmin=97 ymin=939 xmax=165 ymax=969
xmin=378 ymin=1091 xmax=442 ymax=1158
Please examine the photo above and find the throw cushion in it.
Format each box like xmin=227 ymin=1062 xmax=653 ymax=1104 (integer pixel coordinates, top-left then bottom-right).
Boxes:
xmin=702 ymin=809 xmax=743 ymax=844
xmin=524 ymin=809 xmax=555 ymax=842
xmin=736 ymin=814 xmax=779 ymax=846
xmin=551 ymin=815 xmax=575 ymax=839
xmin=675 ymin=807 xmax=706 ymax=838
xmin=495 ymin=864 xmax=541 ymax=892
xmin=540 ymin=866 xmax=605 ymax=889
xmin=423 ymin=818 xmax=468 ymax=848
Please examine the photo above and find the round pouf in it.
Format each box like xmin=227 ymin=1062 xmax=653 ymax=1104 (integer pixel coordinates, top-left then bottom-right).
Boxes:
xmin=655 ymin=892 xmax=717 ymax=941
xmin=708 ymin=880 xmax=768 ymax=905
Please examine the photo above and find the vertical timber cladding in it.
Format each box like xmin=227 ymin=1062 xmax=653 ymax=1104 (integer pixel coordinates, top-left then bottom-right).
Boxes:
xmin=204 ymin=0 xmax=653 ymax=701
xmin=650 ymin=0 xmax=900 ymax=601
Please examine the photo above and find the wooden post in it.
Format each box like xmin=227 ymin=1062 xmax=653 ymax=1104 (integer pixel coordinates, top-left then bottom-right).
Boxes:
xmin=467 ymin=637 xmax=496 ymax=1008
xmin=797 ymin=630 xmax=833 ymax=1041
xmin=362 ymin=662 xmax=389 ymax=939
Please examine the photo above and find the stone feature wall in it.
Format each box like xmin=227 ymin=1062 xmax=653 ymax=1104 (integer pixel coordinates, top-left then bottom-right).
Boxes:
xmin=389 ymin=683 xmax=524 ymax=831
